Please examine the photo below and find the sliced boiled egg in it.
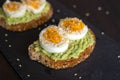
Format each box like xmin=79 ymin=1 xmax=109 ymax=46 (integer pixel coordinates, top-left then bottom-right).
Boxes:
xmin=3 ymin=0 xmax=26 ymax=18
xmin=39 ymin=25 xmax=69 ymax=53
xmin=59 ymin=17 xmax=88 ymax=40
xmin=22 ymin=0 xmax=46 ymax=14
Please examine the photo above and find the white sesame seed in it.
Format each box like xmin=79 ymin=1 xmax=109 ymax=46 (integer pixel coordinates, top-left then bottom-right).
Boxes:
xmin=73 ymin=4 xmax=77 ymax=8
xmin=27 ymin=74 xmax=30 ymax=77
xmin=38 ymin=27 xmax=41 ymax=30
xmin=105 ymin=11 xmax=110 ymax=15
xmin=44 ymin=24 xmax=47 ymax=27
xmin=74 ymin=73 xmax=77 ymax=76
xmin=118 ymin=55 xmax=120 ymax=59
xmin=19 ymin=64 xmax=22 ymax=67
xmin=57 ymin=9 xmax=60 ymax=13
xmin=9 ymin=45 xmax=12 ymax=48
xmin=85 ymin=12 xmax=90 ymax=17
xmin=101 ymin=32 xmax=104 ymax=35
xmin=79 ymin=76 xmax=82 ymax=79
xmin=5 ymin=34 xmax=8 ymax=37
xmin=98 ymin=6 xmax=102 ymax=11
xmin=16 ymin=58 xmax=20 ymax=61
xmin=52 ymin=19 xmax=55 ymax=23
xmin=5 ymin=40 xmax=8 ymax=42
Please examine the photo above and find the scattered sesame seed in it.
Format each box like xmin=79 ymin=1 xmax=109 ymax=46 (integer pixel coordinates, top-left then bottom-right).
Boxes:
xmin=79 ymin=76 xmax=82 ymax=79
xmin=105 ymin=11 xmax=110 ymax=15
xmin=5 ymin=40 xmax=8 ymax=42
xmin=5 ymin=34 xmax=8 ymax=37
xmin=16 ymin=58 xmax=20 ymax=61
xmin=118 ymin=55 xmax=120 ymax=59
xmin=74 ymin=73 xmax=78 ymax=76
xmin=101 ymin=32 xmax=104 ymax=35
xmin=8 ymin=45 xmax=12 ymax=48
xmin=44 ymin=24 xmax=47 ymax=27
xmin=52 ymin=19 xmax=55 ymax=23
xmin=27 ymin=74 xmax=30 ymax=77
xmin=85 ymin=12 xmax=90 ymax=17
xmin=57 ymin=9 xmax=60 ymax=13
xmin=98 ymin=6 xmax=102 ymax=11
xmin=38 ymin=27 xmax=41 ymax=30
xmin=73 ymin=4 xmax=77 ymax=8
xmin=19 ymin=64 xmax=22 ymax=67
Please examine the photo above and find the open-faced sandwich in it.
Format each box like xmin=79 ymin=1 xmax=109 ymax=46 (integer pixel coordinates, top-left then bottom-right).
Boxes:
xmin=0 ymin=0 xmax=53 ymax=32
xmin=28 ymin=17 xmax=96 ymax=69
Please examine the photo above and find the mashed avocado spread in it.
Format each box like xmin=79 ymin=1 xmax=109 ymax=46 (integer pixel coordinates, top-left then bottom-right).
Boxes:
xmin=33 ymin=31 xmax=95 ymax=61
xmin=0 ymin=2 xmax=50 ymax=25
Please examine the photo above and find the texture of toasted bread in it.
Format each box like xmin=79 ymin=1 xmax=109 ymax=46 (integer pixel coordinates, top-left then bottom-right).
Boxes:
xmin=0 ymin=2 xmax=53 ymax=32
xmin=28 ymin=29 xmax=96 ymax=69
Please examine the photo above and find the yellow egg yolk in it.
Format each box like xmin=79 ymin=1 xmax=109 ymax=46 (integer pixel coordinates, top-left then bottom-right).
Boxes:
xmin=62 ymin=19 xmax=85 ymax=32
xmin=43 ymin=27 xmax=62 ymax=44
xmin=4 ymin=2 xmax=20 ymax=11
xmin=25 ymin=0 xmax=41 ymax=9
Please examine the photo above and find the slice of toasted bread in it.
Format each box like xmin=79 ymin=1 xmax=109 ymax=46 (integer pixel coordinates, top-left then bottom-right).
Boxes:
xmin=28 ymin=29 xmax=96 ymax=69
xmin=0 ymin=2 xmax=53 ymax=32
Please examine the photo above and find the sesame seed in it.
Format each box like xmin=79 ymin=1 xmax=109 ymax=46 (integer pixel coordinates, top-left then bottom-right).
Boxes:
xmin=79 ymin=76 xmax=82 ymax=79
xmin=44 ymin=24 xmax=47 ymax=27
xmin=5 ymin=40 xmax=8 ymax=42
xmin=57 ymin=9 xmax=60 ymax=13
xmin=105 ymin=11 xmax=110 ymax=15
xmin=98 ymin=6 xmax=102 ymax=11
xmin=101 ymin=32 xmax=104 ymax=35
xmin=9 ymin=45 xmax=12 ymax=48
xmin=16 ymin=58 xmax=20 ymax=61
xmin=5 ymin=34 xmax=8 ymax=37
xmin=38 ymin=27 xmax=41 ymax=30
xmin=19 ymin=64 xmax=22 ymax=67
xmin=52 ymin=19 xmax=55 ymax=23
xmin=118 ymin=55 xmax=120 ymax=59
xmin=27 ymin=74 xmax=30 ymax=77
xmin=74 ymin=73 xmax=77 ymax=76
xmin=73 ymin=5 xmax=77 ymax=8
xmin=85 ymin=13 xmax=90 ymax=17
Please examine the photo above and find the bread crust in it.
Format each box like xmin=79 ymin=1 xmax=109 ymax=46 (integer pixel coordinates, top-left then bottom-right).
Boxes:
xmin=28 ymin=29 xmax=96 ymax=69
xmin=0 ymin=2 xmax=53 ymax=32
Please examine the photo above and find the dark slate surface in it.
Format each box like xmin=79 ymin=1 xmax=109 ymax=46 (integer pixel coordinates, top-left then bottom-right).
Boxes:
xmin=0 ymin=0 xmax=120 ymax=80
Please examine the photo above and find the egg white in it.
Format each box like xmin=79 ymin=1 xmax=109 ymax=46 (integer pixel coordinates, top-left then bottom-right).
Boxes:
xmin=58 ymin=18 xmax=88 ymax=40
xmin=22 ymin=0 xmax=46 ymax=14
xmin=66 ymin=25 xmax=88 ymax=40
xmin=3 ymin=0 xmax=26 ymax=18
xmin=39 ymin=25 xmax=69 ymax=53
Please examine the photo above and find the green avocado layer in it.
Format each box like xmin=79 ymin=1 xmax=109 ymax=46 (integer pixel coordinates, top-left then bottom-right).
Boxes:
xmin=33 ymin=31 xmax=95 ymax=61
xmin=0 ymin=2 xmax=50 ymax=25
